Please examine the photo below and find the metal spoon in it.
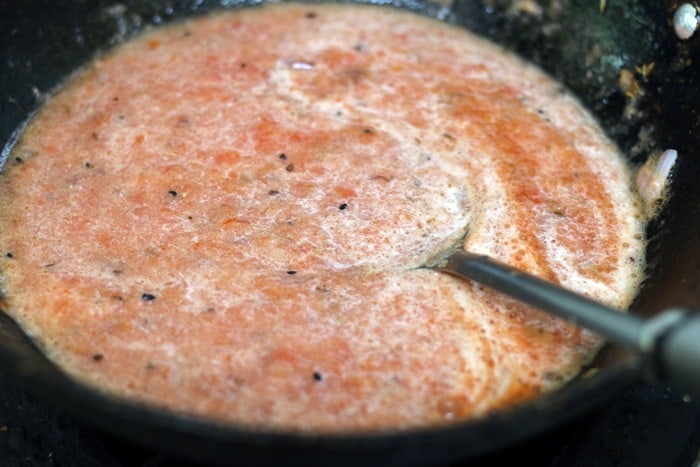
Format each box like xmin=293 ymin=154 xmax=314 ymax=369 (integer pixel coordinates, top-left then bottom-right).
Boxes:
xmin=426 ymin=248 xmax=700 ymax=397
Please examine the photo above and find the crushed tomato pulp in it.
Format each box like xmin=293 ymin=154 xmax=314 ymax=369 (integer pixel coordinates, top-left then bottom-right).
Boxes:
xmin=0 ymin=3 xmax=645 ymax=432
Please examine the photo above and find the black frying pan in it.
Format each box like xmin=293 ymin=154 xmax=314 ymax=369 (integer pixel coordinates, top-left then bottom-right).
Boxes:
xmin=0 ymin=0 xmax=699 ymax=465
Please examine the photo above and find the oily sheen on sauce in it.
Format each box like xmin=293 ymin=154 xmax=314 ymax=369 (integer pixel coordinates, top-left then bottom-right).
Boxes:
xmin=0 ymin=4 xmax=645 ymax=432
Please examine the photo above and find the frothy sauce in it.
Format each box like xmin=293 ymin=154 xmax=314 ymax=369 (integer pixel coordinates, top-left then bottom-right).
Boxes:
xmin=0 ymin=3 xmax=645 ymax=432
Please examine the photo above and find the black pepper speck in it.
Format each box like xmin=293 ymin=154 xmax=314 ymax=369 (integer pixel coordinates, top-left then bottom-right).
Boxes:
xmin=93 ymin=354 xmax=104 ymax=362
xmin=313 ymin=371 xmax=323 ymax=382
xmin=287 ymin=270 xmax=297 ymax=275
xmin=5 ymin=253 xmax=13 ymax=258
xmin=279 ymin=153 xmax=287 ymax=160
xmin=168 ymin=190 xmax=178 ymax=197
xmin=142 ymin=293 xmax=157 ymax=301
xmin=285 ymin=163 xmax=295 ymax=172
xmin=339 ymin=203 xmax=348 ymax=210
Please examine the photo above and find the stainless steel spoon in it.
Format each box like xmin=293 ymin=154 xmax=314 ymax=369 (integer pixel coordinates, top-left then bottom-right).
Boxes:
xmin=426 ymin=248 xmax=700 ymax=397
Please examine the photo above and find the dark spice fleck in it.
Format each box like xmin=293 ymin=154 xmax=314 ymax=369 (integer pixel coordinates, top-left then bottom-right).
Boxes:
xmin=287 ymin=270 xmax=297 ymax=275
xmin=313 ymin=371 xmax=323 ymax=382
xmin=269 ymin=189 xmax=281 ymax=195
xmin=113 ymin=96 xmax=119 ymax=101
xmin=92 ymin=354 xmax=104 ymax=362
xmin=240 ymin=62 xmax=247 ymax=69
xmin=84 ymin=162 xmax=92 ymax=168
xmin=142 ymin=293 xmax=157 ymax=301
xmin=91 ymin=132 xmax=98 ymax=140
xmin=183 ymin=30 xmax=192 ymax=37
xmin=285 ymin=163 xmax=295 ymax=172
xmin=279 ymin=153 xmax=287 ymax=160
xmin=363 ymin=128 xmax=373 ymax=134
xmin=14 ymin=157 xmax=23 ymax=163
xmin=305 ymin=11 xmax=317 ymax=18
xmin=145 ymin=362 xmax=157 ymax=370
xmin=168 ymin=190 xmax=178 ymax=197
xmin=233 ymin=376 xmax=246 ymax=385
xmin=339 ymin=203 xmax=348 ymax=210
xmin=5 ymin=253 xmax=13 ymax=258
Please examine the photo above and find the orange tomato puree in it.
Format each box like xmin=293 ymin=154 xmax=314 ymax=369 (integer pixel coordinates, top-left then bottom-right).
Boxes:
xmin=0 ymin=3 xmax=645 ymax=432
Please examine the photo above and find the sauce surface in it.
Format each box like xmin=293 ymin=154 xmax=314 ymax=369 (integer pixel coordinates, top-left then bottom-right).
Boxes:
xmin=0 ymin=3 xmax=645 ymax=432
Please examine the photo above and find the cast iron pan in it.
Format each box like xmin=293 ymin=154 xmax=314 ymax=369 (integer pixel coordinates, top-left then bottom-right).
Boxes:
xmin=0 ymin=0 xmax=699 ymax=465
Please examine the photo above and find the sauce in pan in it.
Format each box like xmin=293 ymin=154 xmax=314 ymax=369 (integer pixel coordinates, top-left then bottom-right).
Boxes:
xmin=0 ymin=3 xmax=645 ymax=432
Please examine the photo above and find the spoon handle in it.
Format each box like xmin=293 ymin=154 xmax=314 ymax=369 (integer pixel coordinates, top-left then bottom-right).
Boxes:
xmin=438 ymin=250 xmax=644 ymax=346
xmin=436 ymin=249 xmax=700 ymax=396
